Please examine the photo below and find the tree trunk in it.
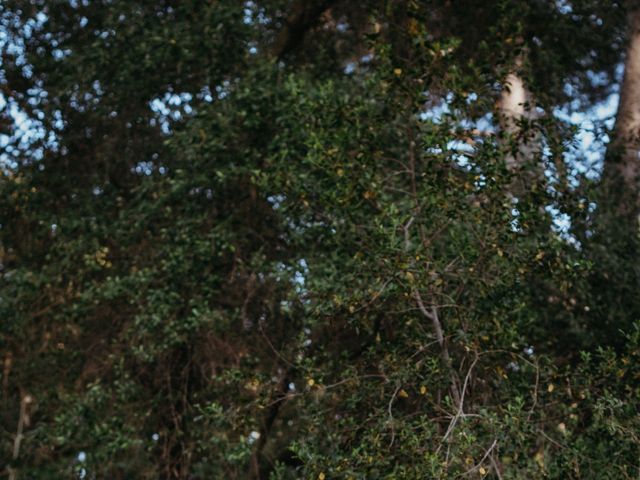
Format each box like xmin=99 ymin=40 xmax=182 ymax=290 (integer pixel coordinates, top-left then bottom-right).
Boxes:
xmin=601 ymin=7 xmax=640 ymax=224
xmin=497 ymin=57 xmax=542 ymax=198
xmin=588 ymin=5 xmax=640 ymax=344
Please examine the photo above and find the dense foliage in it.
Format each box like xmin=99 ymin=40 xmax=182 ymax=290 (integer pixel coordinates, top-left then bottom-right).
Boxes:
xmin=1 ymin=1 xmax=639 ymax=478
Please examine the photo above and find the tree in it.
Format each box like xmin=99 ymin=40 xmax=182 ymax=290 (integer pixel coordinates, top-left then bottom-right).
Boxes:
xmin=602 ymin=4 xmax=640 ymax=221
xmin=1 ymin=1 xmax=639 ymax=479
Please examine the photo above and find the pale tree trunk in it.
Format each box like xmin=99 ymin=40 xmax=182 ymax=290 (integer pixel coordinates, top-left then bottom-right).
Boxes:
xmin=601 ymin=7 xmax=640 ymax=223
xmin=497 ymin=57 xmax=542 ymax=198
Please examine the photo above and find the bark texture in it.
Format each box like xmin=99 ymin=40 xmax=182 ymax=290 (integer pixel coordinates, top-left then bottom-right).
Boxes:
xmin=497 ymin=58 xmax=542 ymax=197
xmin=602 ymin=6 xmax=640 ymax=222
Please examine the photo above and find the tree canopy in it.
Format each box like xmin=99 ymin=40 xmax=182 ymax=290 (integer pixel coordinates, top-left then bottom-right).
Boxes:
xmin=1 ymin=1 xmax=640 ymax=478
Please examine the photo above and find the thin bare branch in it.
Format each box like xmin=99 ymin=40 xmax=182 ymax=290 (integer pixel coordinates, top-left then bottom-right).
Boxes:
xmin=437 ymin=354 xmax=479 ymax=452
xmin=458 ymin=439 xmax=498 ymax=478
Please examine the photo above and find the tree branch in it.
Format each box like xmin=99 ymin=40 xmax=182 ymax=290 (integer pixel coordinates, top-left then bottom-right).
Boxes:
xmin=271 ymin=0 xmax=340 ymax=59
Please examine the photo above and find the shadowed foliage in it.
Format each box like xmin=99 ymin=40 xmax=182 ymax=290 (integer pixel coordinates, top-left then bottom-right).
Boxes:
xmin=1 ymin=1 xmax=639 ymax=478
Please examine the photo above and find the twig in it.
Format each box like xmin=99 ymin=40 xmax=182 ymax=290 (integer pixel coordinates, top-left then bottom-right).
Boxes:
xmin=437 ymin=354 xmax=479 ymax=453
xmin=403 ymin=216 xmax=415 ymax=251
xmin=538 ymin=428 xmax=568 ymax=450
xmin=258 ymin=321 xmax=297 ymax=369
xmin=490 ymin=452 xmax=504 ymax=480
xmin=527 ymin=358 xmax=540 ymax=421
xmin=413 ymin=289 xmax=462 ymax=408
xmin=350 ymin=277 xmax=392 ymax=314
xmin=413 ymin=289 xmax=445 ymax=348
xmin=2 ymin=353 xmax=12 ymax=401
xmin=458 ymin=439 xmax=498 ymax=478
xmin=404 ymin=216 xmax=461 ymax=408
xmin=261 ymin=374 xmax=386 ymax=409
xmin=387 ymin=385 xmax=401 ymax=447
xmin=8 ymin=393 xmax=32 ymax=480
